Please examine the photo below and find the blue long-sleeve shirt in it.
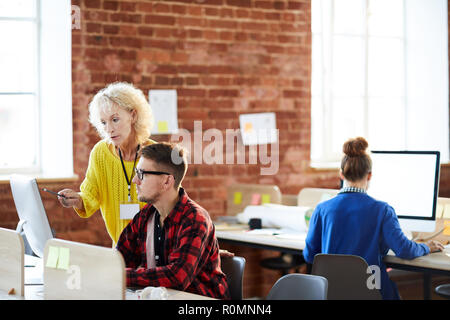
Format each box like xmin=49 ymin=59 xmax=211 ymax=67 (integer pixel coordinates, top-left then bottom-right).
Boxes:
xmin=303 ymin=192 xmax=429 ymax=300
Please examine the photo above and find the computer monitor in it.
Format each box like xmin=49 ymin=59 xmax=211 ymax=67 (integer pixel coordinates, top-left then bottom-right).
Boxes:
xmin=367 ymin=151 xmax=440 ymax=233
xmin=9 ymin=174 xmax=54 ymax=258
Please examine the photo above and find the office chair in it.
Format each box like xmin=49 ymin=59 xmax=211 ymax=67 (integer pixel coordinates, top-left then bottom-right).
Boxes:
xmin=435 ymin=284 xmax=450 ymax=299
xmin=262 ymin=188 xmax=340 ymax=276
xmin=311 ymin=253 xmax=382 ymax=300
xmin=266 ymin=273 xmax=328 ymax=300
xmin=221 ymin=256 xmax=246 ymax=300
xmin=260 ymin=253 xmax=305 ymax=276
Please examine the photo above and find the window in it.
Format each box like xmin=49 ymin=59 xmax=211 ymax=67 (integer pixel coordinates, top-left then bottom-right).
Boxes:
xmin=0 ymin=0 xmax=73 ymax=178
xmin=0 ymin=1 xmax=39 ymax=173
xmin=311 ymin=0 xmax=449 ymax=167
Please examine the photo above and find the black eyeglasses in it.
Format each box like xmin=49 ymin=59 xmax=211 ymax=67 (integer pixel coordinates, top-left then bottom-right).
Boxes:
xmin=134 ymin=168 xmax=171 ymax=181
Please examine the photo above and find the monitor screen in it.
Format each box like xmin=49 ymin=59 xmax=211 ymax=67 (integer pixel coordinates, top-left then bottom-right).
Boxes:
xmin=367 ymin=151 xmax=440 ymax=232
xmin=10 ymin=174 xmax=54 ymax=258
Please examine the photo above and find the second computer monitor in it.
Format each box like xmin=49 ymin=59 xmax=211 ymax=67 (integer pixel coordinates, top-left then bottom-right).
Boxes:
xmin=10 ymin=174 xmax=54 ymax=258
xmin=368 ymin=151 xmax=440 ymax=233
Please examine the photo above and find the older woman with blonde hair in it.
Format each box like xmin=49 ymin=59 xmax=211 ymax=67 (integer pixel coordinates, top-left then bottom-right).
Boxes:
xmin=58 ymin=82 xmax=156 ymax=245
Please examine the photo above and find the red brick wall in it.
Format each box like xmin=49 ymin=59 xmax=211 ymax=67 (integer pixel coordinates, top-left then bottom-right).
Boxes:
xmin=1 ymin=0 xmax=450 ymax=298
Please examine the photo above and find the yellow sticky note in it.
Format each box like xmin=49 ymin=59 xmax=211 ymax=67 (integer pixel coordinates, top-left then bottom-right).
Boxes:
xmin=261 ymin=194 xmax=271 ymax=204
xmin=46 ymin=246 xmax=59 ymax=268
xmin=157 ymin=121 xmax=169 ymax=133
xmin=244 ymin=122 xmax=253 ymax=133
xmin=57 ymin=247 xmax=70 ymax=270
xmin=233 ymin=192 xmax=242 ymax=205
xmin=443 ymin=221 xmax=450 ymax=236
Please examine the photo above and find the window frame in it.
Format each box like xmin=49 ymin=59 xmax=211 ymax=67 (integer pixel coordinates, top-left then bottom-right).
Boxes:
xmin=310 ymin=0 xmax=449 ymax=168
xmin=0 ymin=0 xmax=74 ymax=179
xmin=0 ymin=2 xmax=41 ymax=174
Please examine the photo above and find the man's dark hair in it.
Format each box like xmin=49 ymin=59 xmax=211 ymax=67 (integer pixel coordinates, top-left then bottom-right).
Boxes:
xmin=140 ymin=142 xmax=188 ymax=189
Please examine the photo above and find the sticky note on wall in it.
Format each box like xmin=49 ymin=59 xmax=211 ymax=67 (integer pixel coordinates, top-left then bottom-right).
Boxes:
xmin=233 ymin=192 xmax=242 ymax=204
xmin=244 ymin=122 xmax=253 ymax=133
xmin=157 ymin=121 xmax=169 ymax=133
xmin=261 ymin=194 xmax=271 ymax=204
xmin=251 ymin=193 xmax=261 ymax=205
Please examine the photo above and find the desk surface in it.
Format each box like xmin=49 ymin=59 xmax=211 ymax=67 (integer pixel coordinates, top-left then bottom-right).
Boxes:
xmin=215 ymin=224 xmax=450 ymax=273
xmin=1 ymin=254 xmax=215 ymax=300
xmin=0 ymin=285 xmax=215 ymax=300
xmin=385 ymin=250 xmax=450 ymax=273
xmin=216 ymin=224 xmax=305 ymax=254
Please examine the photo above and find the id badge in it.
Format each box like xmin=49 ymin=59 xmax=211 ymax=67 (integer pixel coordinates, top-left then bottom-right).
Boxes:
xmin=120 ymin=203 xmax=140 ymax=220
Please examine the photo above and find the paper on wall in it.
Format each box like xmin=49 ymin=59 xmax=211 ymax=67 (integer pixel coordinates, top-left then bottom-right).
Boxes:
xmin=239 ymin=112 xmax=278 ymax=146
xmin=149 ymin=89 xmax=179 ymax=135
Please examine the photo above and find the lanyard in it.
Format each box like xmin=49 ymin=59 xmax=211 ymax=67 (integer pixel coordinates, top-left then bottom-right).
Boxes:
xmin=118 ymin=145 xmax=140 ymax=202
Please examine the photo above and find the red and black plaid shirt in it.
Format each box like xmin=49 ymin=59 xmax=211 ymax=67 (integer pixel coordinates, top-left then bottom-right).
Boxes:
xmin=116 ymin=188 xmax=230 ymax=299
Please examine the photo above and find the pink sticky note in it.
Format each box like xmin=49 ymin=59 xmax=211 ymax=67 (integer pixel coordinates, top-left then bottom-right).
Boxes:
xmin=251 ymin=193 xmax=261 ymax=205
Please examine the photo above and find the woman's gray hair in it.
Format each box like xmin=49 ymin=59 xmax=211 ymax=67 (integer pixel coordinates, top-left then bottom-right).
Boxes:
xmin=88 ymin=82 xmax=153 ymax=143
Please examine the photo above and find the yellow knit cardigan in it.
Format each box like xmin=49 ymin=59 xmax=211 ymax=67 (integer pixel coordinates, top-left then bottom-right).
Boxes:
xmin=75 ymin=139 xmax=155 ymax=245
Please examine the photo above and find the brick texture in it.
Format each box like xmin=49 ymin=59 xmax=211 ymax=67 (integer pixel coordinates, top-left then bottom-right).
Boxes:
xmin=1 ymin=0 xmax=450 ymax=299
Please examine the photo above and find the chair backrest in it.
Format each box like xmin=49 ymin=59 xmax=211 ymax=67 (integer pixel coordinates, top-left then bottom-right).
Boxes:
xmin=266 ymin=273 xmax=328 ymax=300
xmin=297 ymin=188 xmax=339 ymax=208
xmin=281 ymin=194 xmax=298 ymax=206
xmin=311 ymin=254 xmax=382 ymax=300
xmin=226 ymin=183 xmax=282 ymax=216
xmin=43 ymin=238 xmax=125 ymax=300
xmin=221 ymin=256 xmax=246 ymax=300
xmin=0 ymin=227 xmax=24 ymax=296
xmin=437 ymin=197 xmax=450 ymax=219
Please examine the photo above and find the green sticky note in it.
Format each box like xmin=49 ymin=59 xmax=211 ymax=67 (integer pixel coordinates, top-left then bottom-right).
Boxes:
xmin=57 ymin=247 xmax=70 ymax=270
xmin=46 ymin=246 xmax=59 ymax=268
xmin=233 ymin=192 xmax=242 ymax=204
xmin=261 ymin=194 xmax=271 ymax=204
xmin=157 ymin=121 xmax=169 ymax=133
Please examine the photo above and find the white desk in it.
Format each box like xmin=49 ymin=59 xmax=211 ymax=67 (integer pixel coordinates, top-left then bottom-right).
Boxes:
xmin=0 ymin=285 xmax=215 ymax=300
xmin=384 ymin=249 xmax=450 ymax=300
xmin=216 ymin=224 xmax=450 ymax=269
xmin=1 ymin=254 xmax=215 ymax=300
xmin=216 ymin=224 xmax=450 ymax=299
xmin=216 ymin=224 xmax=305 ymax=255
xmin=385 ymin=250 xmax=450 ymax=273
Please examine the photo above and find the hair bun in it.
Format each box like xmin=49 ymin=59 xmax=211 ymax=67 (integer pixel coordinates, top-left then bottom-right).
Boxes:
xmin=343 ymin=137 xmax=368 ymax=157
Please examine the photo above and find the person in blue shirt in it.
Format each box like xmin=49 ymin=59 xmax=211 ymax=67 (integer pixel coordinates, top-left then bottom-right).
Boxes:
xmin=303 ymin=137 xmax=444 ymax=299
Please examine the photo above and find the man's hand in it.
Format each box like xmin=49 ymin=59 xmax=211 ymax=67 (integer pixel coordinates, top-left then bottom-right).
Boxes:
xmin=219 ymin=249 xmax=235 ymax=258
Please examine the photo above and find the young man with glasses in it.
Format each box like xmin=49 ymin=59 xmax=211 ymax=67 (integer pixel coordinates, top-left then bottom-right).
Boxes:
xmin=116 ymin=142 xmax=230 ymax=299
